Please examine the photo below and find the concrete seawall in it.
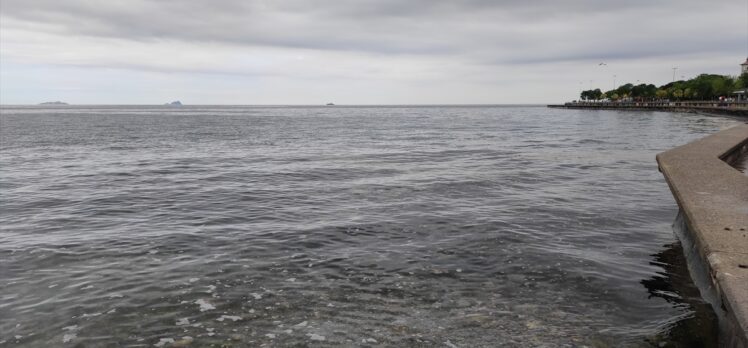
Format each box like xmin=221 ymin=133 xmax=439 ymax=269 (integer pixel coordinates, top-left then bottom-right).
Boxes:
xmin=656 ymin=124 xmax=748 ymax=347
xmin=548 ymin=103 xmax=748 ymax=117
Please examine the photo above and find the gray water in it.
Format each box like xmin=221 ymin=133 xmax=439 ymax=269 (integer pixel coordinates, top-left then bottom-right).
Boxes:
xmin=0 ymin=106 xmax=739 ymax=347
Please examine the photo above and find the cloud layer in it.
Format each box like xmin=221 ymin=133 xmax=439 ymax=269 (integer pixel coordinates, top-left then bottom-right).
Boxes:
xmin=1 ymin=0 xmax=745 ymax=104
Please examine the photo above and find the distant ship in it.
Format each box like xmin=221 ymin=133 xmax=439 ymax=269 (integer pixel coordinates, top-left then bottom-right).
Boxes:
xmin=326 ymin=102 xmax=335 ymax=106
xmin=165 ymin=101 xmax=183 ymax=106
xmin=39 ymin=101 xmax=68 ymax=105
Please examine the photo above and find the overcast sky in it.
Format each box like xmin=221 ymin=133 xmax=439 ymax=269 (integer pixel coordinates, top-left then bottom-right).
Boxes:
xmin=1 ymin=0 xmax=746 ymax=104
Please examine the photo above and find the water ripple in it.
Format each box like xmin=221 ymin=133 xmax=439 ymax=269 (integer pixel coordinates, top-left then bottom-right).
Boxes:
xmin=0 ymin=105 xmax=735 ymax=347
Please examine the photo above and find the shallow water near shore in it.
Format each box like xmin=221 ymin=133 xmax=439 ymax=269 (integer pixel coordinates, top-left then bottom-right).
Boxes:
xmin=0 ymin=105 xmax=739 ymax=347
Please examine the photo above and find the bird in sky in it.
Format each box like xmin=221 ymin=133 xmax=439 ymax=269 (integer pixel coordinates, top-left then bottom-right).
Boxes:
xmin=598 ymin=62 xmax=607 ymax=66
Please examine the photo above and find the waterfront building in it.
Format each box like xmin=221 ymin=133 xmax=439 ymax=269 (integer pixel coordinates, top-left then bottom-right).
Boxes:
xmin=733 ymin=89 xmax=747 ymax=101
xmin=733 ymin=59 xmax=748 ymax=101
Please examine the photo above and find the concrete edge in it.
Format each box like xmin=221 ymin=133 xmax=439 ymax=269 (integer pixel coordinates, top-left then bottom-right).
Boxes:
xmin=547 ymin=104 xmax=748 ymax=117
xmin=656 ymin=124 xmax=748 ymax=347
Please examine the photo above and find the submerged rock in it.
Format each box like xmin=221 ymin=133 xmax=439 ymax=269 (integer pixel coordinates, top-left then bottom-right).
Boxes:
xmin=171 ymin=336 xmax=193 ymax=347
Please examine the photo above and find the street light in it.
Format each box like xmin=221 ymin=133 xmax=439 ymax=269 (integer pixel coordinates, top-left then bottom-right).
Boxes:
xmin=672 ymin=67 xmax=678 ymax=82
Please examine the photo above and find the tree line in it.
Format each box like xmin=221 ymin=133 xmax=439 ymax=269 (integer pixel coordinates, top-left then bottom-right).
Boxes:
xmin=579 ymin=73 xmax=748 ymax=101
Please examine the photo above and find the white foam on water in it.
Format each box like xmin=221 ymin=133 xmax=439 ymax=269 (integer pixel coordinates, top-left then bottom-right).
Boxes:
xmin=62 ymin=333 xmax=76 ymax=343
xmin=250 ymin=293 xmax=262 ymax=300
xmin=195 ymin=299 xmax=215 ymax=312
xmin=307 ymin=333 xmax=325 ymax=341
xmin=176 ymin=318 xmax=190 ymax=326
xmin=154 ymin=337 xmax=174 ymax=347
xmin=445 ymin=340 xmax=459 ymax=348
xmin=217 ymin=315 xmax=242 ymax=322
xmin=294 ymin=321 xmax=307 ymax=328
xmin=189 ymin=278 xmax=199 ymax=283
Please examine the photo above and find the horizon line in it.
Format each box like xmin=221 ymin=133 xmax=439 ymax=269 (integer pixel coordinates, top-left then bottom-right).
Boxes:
xmin=0 ymin=103 xmax=553 ymax=107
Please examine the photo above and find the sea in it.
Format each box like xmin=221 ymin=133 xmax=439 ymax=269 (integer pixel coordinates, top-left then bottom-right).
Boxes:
xmin=0 ymin=105 xmax=740 ymax=347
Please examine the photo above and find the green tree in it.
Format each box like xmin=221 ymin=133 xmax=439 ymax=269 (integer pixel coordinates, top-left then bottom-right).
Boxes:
xmin=655 ymin=89 xmax=668 ymax=100
xmin=580 ymin=89 xmax=603 ymax=100
xmin=736 ymin=73 xmax=748 ymax=89
xmin=575 ymin=73 xmax=743 ymax=102
xmin=673 ymin=89 xmax=683 ymax=100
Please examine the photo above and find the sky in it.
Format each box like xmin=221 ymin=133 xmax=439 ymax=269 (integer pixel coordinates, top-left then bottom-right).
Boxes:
xmin=1 ymin=0 xmax=746 ymax=105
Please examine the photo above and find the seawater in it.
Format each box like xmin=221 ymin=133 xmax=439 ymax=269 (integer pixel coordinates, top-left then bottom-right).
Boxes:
xmin=0 ymin=105 xmax=739 ymax=347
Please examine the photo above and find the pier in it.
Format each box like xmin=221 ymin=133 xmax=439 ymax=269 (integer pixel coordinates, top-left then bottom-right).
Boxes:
xmin=548 ymin=101 xmax=748 ymax=117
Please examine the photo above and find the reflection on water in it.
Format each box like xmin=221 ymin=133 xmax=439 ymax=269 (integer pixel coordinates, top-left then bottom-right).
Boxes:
xmin=732 ymin=151 xmax=748 ymax=175
xmin=641 ymin=241 xmax=718 ymax=347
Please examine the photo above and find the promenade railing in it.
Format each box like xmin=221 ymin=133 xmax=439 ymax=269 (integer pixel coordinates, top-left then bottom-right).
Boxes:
xmin=565 ymin=101 xmax=748 ymax=109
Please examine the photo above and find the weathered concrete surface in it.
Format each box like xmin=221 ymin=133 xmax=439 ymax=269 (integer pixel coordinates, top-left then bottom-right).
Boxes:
xmin=657 ymin=124 xmax=748 ymax=347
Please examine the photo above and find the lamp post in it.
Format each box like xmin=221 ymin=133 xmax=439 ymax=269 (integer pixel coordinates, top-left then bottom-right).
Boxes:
xmin=672 ymin=67 xmax=678 ymax=82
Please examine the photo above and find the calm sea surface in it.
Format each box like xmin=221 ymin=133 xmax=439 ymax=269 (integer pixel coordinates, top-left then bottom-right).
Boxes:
xmin=0 ymin=106 xmax=740 ymax=347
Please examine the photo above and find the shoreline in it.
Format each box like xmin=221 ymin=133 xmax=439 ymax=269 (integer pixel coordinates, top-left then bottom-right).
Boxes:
xmin=656 ymin=124 xmax=748 ymax=346
xmin=547 ymin=102 xmax=748 ymax=117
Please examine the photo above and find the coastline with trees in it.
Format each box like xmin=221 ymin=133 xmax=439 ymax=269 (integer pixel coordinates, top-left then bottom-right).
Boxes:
xmin=548 ymin=67 xmax=748 ymax=117
xmin=578 ymin=73 xmax=748 ymax=102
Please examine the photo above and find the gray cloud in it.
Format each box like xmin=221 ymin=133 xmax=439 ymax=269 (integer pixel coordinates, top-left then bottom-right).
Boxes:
xmin=1 ymin=0 xmax=742 ymax=60
xmin=0 ymin=0 xmax=745 ymax=104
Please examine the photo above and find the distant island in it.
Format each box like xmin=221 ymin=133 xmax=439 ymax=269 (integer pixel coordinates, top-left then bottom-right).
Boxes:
xmin=326 ymin=102 xmax=335 ymax=106
xmin=165 ymin=101 xmax=183 ymax=106
xmin=39 ymin=101 xmax=68 ymax=105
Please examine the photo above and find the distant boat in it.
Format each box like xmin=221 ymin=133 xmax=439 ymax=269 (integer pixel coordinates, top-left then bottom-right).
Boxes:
xmin=39 ymin=101 xmax=68 ymax=105
xmin=326 ymin=103 xmax=335 ymax=106
xmin=165 ymin=101 xmax=183 ymax=106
